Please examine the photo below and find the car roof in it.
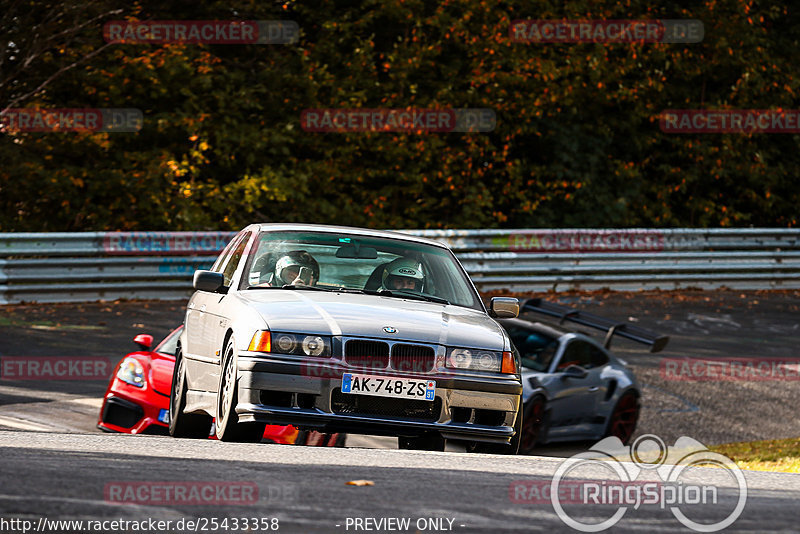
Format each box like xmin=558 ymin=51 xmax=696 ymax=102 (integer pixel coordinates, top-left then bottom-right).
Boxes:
xmin=250 ymin=223 xmax=450 ymax=249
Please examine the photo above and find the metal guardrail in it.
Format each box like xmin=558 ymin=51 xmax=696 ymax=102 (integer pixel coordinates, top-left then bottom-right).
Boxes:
xmin=1 ymin=229 xmax=799 ymax=303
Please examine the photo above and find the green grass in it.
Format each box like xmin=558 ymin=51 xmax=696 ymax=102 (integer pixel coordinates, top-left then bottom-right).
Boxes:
xmin=0 ymin=315 xmax=103 ymax=331
xmin=710 ymin=438 xmax=800 ymax=474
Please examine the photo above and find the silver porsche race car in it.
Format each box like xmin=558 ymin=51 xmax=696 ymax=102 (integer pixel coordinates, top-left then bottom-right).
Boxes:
xmin=499 ymin=299 xmax=669 ymax=454
xmin=169 ymin=224 xmax=523 ymax=453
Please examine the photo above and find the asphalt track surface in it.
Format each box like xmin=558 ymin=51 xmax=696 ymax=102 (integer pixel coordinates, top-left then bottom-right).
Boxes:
xmin=1 ymin=290 xmax=799 ymax=532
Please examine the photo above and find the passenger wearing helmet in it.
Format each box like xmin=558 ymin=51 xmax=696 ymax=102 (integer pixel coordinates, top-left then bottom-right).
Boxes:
xmin=381 ymin=257 xmax=425 ymax=292
xmin=273 ymin=250 xmax=320 ymax=286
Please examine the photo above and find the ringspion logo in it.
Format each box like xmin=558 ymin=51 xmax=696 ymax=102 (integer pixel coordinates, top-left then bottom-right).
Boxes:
xmin=539 ymin=435 xmax=747 ymax=532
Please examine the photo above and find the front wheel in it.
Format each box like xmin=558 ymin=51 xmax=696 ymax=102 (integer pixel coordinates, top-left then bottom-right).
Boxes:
xmin=169 ymin=347 xmax=212 ymax=439
xmin=519 ymin=396 xmax=545 ymax=455
xmin=605 ymin=391 xmax=640 ymax=444
xmin=215 ymin=338 xmax=265 ymax=442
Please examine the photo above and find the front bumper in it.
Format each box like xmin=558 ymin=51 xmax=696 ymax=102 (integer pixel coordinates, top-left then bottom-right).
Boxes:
xmin=97 ymin=391 xmax=169 ymax=435
xmin=235 ymin=355 xmax=522 ymax=444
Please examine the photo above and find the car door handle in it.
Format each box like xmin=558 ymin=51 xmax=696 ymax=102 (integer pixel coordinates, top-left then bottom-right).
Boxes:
xmin=588 ymin=386 xmax=600 ymax=392
xmin=200 ymin=304 xmax=207 ymax=312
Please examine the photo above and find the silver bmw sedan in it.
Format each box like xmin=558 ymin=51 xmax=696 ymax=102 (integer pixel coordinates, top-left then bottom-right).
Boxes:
xmin=169 ymin=224 xmax=522 ymax=453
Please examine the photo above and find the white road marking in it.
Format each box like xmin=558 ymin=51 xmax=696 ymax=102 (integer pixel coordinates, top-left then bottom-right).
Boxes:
xmin=68 ymin=397 xmax=104 ymax=408
xmin=0 ymin=416 xmax=53 ymax=431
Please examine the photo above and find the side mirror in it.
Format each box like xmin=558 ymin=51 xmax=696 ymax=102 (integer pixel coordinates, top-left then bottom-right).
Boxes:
xmin=490 ymin=297 xmax=519 ymax=318
xmin=133 ymin=334 xmax=153 ymax=351
xmin=560 ymin=364 xmax=588 ymax=380
xmin=193 ymin=270 xmax=226 ymax=293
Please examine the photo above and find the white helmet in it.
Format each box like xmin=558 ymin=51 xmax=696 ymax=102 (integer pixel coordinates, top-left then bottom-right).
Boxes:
xmin=274 ymin=250 xmax=319 ymax=285
xmin=381 ymin=258 xmax=425 ymax=291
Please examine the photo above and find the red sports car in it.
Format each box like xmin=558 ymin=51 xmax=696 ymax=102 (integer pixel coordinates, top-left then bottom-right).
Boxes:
xmin=98 ymin=326 xmax=345 ymax=446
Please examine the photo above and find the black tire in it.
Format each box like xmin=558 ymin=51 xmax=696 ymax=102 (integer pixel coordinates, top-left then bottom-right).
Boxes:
xmin=215 ymin=338 xmax=265 ymax=443
xmin=169 ymin=346 xmax=212 ymax=439
xmin=519 ymin=396 xmax=546 ymax=455
xmin=467 ymin=398 xmax=523 ymax=455
xmin=398 ymin=433 xmax=446 ymax=451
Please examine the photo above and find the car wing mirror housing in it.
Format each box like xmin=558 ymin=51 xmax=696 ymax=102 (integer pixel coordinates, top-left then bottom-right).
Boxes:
xmin=561 ymin=364 xmax=589 ymax=380
xmin=490 ymin=297 xmax=519 ymax=318
xmin=133 ymin=334 xmax=153 ymax=351
xmin=193 ymin=270 xmax=227 ymax=293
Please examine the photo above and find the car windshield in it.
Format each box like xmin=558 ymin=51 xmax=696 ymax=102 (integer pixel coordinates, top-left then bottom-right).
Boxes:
xmin=507 ymin=327 xmax=559 ymax=372
xmin=154 ymin=327 xmax=182 ymax=356
xmin=243 ymin=230 xmax=481 ymax=310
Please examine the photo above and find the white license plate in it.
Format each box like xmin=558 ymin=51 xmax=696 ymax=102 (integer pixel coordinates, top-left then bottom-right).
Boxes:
xmin=341 ymin=373 xmax=436 ymax=401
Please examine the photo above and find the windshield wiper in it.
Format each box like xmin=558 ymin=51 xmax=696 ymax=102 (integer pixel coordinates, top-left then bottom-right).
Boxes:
xmin=246 ymin=284 xmax=337 ymax=292
xmin=373 ymin=289 xmax=450 ymax=305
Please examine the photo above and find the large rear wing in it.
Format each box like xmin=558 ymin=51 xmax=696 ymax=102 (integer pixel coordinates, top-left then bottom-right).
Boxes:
xmin=519 ymin=298 xmax=669 ymax=353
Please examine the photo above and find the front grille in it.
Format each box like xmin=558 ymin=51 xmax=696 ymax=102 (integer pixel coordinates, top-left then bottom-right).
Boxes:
xmin=391 ymin=344 xmax=435 ymax=373
xmin=345 ymin=340 xmax=389 ymax=370
xmin=331 ymin=389 xmax=441 ymax=422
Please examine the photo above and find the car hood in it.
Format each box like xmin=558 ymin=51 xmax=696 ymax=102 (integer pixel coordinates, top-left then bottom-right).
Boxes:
xmin=240 ymin=290 xmax=507 ymax=350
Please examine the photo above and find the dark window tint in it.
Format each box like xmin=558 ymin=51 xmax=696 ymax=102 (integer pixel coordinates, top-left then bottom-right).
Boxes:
xmin=590 ymin=346 xmax=609 ymax=367
xmin=507 ymin=327 xmax=558 ymax=372
xmin=556 ymin=340 xmax=599 ymax=370
xmin=155 ymin=327 xmax=183 ymax=356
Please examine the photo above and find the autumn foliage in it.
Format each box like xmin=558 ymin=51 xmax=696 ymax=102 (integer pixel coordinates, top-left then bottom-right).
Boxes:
xmin=1 ymin=0 xmax=798 ymax=231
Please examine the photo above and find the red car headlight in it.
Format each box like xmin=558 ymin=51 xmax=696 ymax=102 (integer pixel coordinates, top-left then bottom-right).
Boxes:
xmin=117 ymin=357 xmax=145 ymax=387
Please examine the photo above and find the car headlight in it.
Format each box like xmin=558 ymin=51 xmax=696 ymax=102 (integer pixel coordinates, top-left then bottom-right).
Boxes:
xmin=447 ymin=348 xmax=515 ymax=373
xmin=117 ymin=357 xmax=145 ymax=387
xmin=270 ymin=332 xmax=332 ymax=357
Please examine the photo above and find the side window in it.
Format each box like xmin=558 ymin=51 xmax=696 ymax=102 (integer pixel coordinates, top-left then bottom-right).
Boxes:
xmin=211 ymin=234 xmax=243 ymax=273
xmin=221 ymin=233 xmax=250 ymax=286
xmin=556 ymin=340 xmax=595 ymax=370
xmin=590 ymin=346 xmax=609 ymax=367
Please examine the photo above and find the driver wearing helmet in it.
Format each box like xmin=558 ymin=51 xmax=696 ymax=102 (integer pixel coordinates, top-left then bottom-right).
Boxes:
xmin=381 ymin=257 xmax=425 ymax=292
xmin=273 ymin=250 xmax=320 ymax=286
